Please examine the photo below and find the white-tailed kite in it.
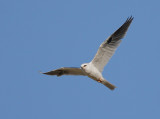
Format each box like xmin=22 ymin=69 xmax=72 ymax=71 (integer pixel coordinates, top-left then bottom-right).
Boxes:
xmin=41 ymin=16 xmax=133 ymax=90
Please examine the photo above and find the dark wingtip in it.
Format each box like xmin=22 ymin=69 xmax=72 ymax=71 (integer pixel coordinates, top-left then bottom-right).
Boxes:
xmin=126 ymin=16 xmax=134 ymax=22
xmin=39 ymin=71 xmax=50 ymax=75
xmin=39 ymin=69 xmax=63 ymax=76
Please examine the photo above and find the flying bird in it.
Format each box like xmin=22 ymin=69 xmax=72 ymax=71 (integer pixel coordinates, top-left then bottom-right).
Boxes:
xmin=41 ymin=16 xmax=133 ymax=90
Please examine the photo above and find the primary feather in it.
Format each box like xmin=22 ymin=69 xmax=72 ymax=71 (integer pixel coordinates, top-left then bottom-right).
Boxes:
xmin=91 ymin=16 xmax=133 ymax=72
xmin=41 ymin=67 xmax=86 ymax=76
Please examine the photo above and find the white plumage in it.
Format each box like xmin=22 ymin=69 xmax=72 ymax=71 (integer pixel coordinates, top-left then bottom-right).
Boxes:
xmin=41 ymin=16 xmax=133 ymax=90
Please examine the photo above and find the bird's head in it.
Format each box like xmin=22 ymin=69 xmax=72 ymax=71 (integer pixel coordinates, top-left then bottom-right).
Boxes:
xmin=81 ymin=63 xmax=89 ymax=69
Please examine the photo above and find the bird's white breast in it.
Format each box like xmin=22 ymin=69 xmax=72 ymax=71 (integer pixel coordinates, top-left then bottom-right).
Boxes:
xmin=82 ymin=63 xmax=103 ymax=81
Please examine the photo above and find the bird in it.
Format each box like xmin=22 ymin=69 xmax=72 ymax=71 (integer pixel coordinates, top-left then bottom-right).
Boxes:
xmin=41 ymin=16 xmax=133 ymax=90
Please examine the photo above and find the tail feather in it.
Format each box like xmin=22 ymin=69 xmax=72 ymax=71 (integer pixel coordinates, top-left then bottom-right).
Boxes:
xmin=101 ymin=80 xmax=116 ymax=90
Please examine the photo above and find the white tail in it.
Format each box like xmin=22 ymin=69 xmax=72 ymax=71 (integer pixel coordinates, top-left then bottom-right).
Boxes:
xmin=101 ymin=80 xmax=116 ymax=90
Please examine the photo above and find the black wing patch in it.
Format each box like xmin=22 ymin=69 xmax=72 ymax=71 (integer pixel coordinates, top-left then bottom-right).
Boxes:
xmin=107 ymin=37 xmax=112 ymax=44
xmin=106 ymin=16 xmax=134 ymax=44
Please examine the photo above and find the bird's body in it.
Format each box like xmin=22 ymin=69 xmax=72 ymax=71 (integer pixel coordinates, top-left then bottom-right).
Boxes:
xmin=41 ymin=16 xmax=134 ymax=90
xmin=81 ymin=63 xmax=102 ymax=81
xmin=81 ymin=63 xmax=116 ymax=90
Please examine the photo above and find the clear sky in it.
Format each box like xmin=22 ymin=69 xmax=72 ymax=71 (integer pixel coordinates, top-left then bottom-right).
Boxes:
xmin=1 ymin=0 xmax=160 ymax=119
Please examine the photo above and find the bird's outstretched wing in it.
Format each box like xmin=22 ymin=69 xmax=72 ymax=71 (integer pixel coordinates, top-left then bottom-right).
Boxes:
xmin=41 ymin=67 xmax=86 ymax=76
xmin=91 ymin=16 xmax=133 ymax=72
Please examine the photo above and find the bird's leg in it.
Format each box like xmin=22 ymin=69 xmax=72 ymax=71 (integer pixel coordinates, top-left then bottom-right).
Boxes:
xmin=97 ymin=78 xmax=103 ymax=83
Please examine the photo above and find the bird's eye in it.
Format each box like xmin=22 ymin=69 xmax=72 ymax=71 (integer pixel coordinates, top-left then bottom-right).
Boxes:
xmin=83 ymin=65 xmax=87 ymax=67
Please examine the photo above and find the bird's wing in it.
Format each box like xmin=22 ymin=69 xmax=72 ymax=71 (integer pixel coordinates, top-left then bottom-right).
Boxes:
xmin=91 ymin=16 xmax=133 ymax=72
xmin=41 ymin=67 xmax=86 ymax=76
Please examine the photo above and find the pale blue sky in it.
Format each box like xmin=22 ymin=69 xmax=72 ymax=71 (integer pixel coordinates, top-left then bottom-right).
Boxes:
xmin=0 ymin=0 xmax=160 ymax=119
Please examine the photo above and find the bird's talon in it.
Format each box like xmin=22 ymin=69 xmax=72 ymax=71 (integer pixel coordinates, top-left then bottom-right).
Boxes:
xmin=97 ymin=78 xmax=102 ymax=83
